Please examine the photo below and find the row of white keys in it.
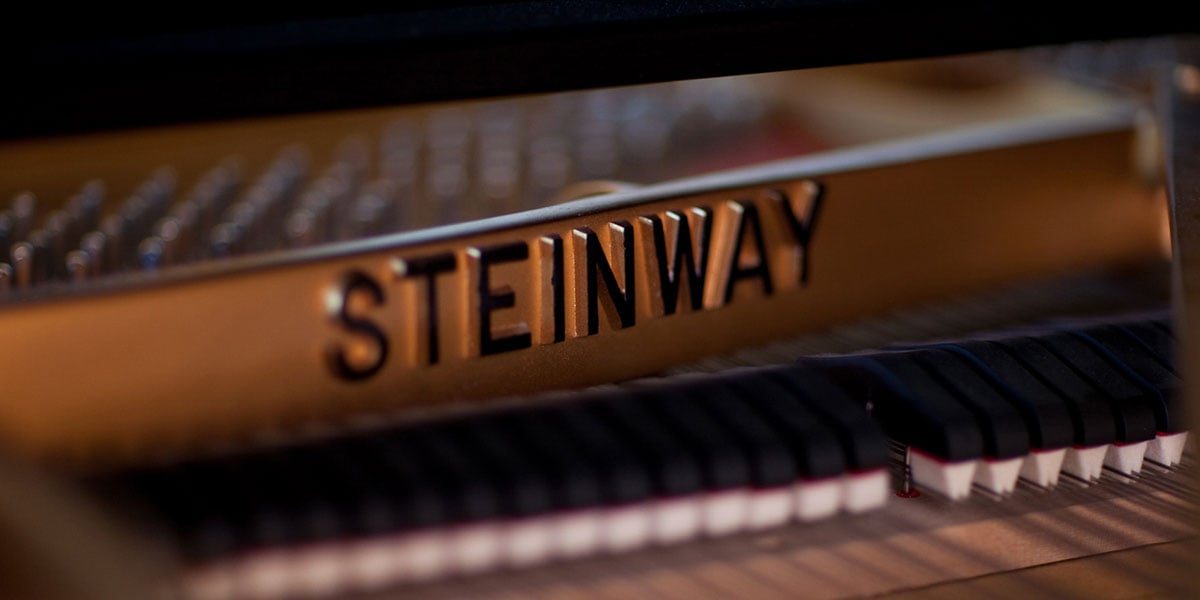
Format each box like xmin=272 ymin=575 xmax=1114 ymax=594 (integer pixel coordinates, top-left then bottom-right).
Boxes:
xmin=908 ymin=431 xmax=1191 ymax=500
xmin=186 ymin=470 xmax=891 ymax=599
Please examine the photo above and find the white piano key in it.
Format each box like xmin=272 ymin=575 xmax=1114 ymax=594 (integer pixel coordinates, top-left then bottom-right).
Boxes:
xmin=1103 ymin=441 xmax=1148 ymax=475
xmin=448 ymin=522 xmax=503 ymax=575
xmin=745 ymin=487 xmax=794 ymax=530
xmin=185 ymin=563 xmax=235 ymax=600
xmin=1062 ymin=445 xmax=1108 ymax=481
xmin=290 ymin=546 xmax=347 ymax=599
xmin=909 ymin=451 xmax=976 ymax=500
xmin=842 ymin=470 xmax=889 ymax=514
xmin=700 ymin=489 xmax=750 ymax=536
xmin=233 ymin=551 xmax=293 ymax=600
xmin=1146 ymin=431 xmax=1189 ymax=467
xmin=550 ymin=509 xmax=602 ymax=558
xmin=795 ymin=478 xmax=843 ymax=521
xmin=344 ymin=538 xmax=401 ymax=592
xmin=651 ymin=496 xmax=703 ymax=544
xmin=601 ymin=503 xmax=652 ymax=552
xmin=504 ymin=517 xmax=555 ymax=567
xmin=1019 ymin=448 xmax=1067 ymax=487
xmin=393 ymin=530 xmax=451 ymax=583
xmin=973 ymin=457 xmax=1023 ymax=495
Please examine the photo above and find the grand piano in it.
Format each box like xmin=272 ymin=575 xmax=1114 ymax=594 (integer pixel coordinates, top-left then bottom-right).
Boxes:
xmin=0 ymin=4 xmax=1196 ymax=599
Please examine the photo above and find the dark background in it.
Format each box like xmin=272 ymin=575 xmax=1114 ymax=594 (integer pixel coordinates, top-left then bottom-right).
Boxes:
xmin=3 ymin=1 xmax=1194 ymax=138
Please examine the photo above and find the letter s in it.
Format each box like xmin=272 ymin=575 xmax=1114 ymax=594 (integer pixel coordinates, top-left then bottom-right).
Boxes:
xmin=327 ymin=270 xmax=389 ymax=381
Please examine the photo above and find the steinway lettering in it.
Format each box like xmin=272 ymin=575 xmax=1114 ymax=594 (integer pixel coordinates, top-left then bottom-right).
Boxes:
xmin=326 ymin=182 xmax=824 ymax=381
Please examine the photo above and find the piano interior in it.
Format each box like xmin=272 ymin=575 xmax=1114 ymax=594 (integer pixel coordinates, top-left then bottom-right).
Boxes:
xmin=0 ymin=29 xmax=1196 ymax=600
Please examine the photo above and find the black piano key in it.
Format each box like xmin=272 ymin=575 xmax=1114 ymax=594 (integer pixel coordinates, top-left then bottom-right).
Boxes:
xmin=547 ymin=404 xmax=653 ymax=506
xmin=142 ymin=452 xmax=288 ymax=555
xmin=805 ymin=354 xmax=985 ymax=462
xmin=723 ymin=373 xmax=847 ymax=480
xmin=765 ymin=366 xmax=888 ymax=472
xmin=1068 ymin=327 xmax=1184 ymax=433
xmin=589 ymin=394 xmax=704 ymax=498
xmin=913 ymin=346 xmax=1068 ymax=450
xmin=692 ymin=380 xmax=798 ymax=488
xmin=1110 ymin=321 xmax=1176 ymax=374
xmin=979 ymin=340 xmax=1118 ymax=448
xmin=360 ymin=431 xmax=448 ymax=530
xmin=637 ymin=387 xmax=752 ymax=491
xmin=125 ymin=463 xmax=240 ymax=562
xmin=405 ymin=424 xmax=502 ymax=522
xmin=303 ymin=439 xmax=413 ymax=537
xmin=903 ymin=350 xmax=1030 ymax=459
xmin=223 ymin=451 xmax=303 ymax=550
xmin=495 ymin=410 xmax=604 ymax=511
xmin=234 ymin=447 xmax=350 ymax=548
xmin=1150 ymin=320 xmax=1174 ymax=340
xmin=954 ymin=340 xmax=1104 ymax=448
xmin=457 ymin=416 xmax=554 ymax=518
xmin=272 ymin=446 xmax=351 ymax=544
xmin=313 ymin=441 xmax=402 ymax=536
xmin=1030 ymin=333 xmax=1158 ymax=443
xmin=183 ymin=465 xmax=248 ymax=560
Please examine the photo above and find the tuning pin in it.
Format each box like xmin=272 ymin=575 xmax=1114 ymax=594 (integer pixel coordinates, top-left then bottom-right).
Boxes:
xmin=351 ymin=196 xmax=386 ymax=238
xmin=154 ymin=217 xmax=182 ymax=267
xmin=209 ymin=223 xmax=241 ymax=259
xmin=66 ymin=250 xmax=91 ymax=283
xmin=70 ymin=180 xmax=106 ymax=233
xmin=26 ymin=229 xmax=51 ymax=283
xmin=10 ymin=242 xmax=33 ymax=289
xmin=336 ymin=136 xmax=371 ymax=184
xmin=101 ymin=214 xmax=125 ymax=271
xmin=382 ymin=119 xmax=422 ymax=180
xmin=286 ymin=209 xmax=317 ymax=248
xmin=428 ymin=108 xmax=472 ymax=152
xmin=44 ymin=211 xmax=73 ymax=278
xmin=577 ymin=118 xmax=620 ymax=179
xmin=0 ymin=212 xmax=12 ymax=265
xmin=80 ymin=231 xmax=108 ymax=275
xmin=166 ymin=202 xmax=199 ymax=262
xmin=529 ymin=135 xmax=572 ymax=208
xmin=478 ymin=145 xmax=521 ymax=212
xmin=11 ymin=192 xmax=37 ymax=241
xmin=139 ymin=237 xmax=165 ymax=271
xmin=142 ymin=167 xmax=178 ymax=209
xmin=427 ymin=159 xmax=467 ymax=226
xmin=119 ymin=195 xmax=150 ymax=254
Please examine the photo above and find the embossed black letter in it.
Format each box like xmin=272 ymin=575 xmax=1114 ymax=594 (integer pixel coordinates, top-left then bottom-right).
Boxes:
xmin=474 ymin=241 xmax=533 ymax=356
xmin=724 ymin=201 xmax=773 ymax=303
xmin=645 ymin=208 xmax=711 ymax=315
xmin=576 ymin=222 xmax=636 ymax=335
xmin=328 ymin=271 xmax=388 ymax=381
xmin=395 ymin=252 xmax=456 ymax=364
xmin=772 ymin=183 xmax=824 ymax=284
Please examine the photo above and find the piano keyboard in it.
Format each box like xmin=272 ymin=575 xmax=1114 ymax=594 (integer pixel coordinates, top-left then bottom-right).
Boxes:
xmin=85 ymin=302 xmax=1189 ymax=598
xmin=809 ymin=311 xmax=1185 ymax=498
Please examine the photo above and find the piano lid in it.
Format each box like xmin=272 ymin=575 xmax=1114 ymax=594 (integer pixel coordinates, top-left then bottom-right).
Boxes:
xmin=2 ymin=1 xmax=1196 ymax=138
